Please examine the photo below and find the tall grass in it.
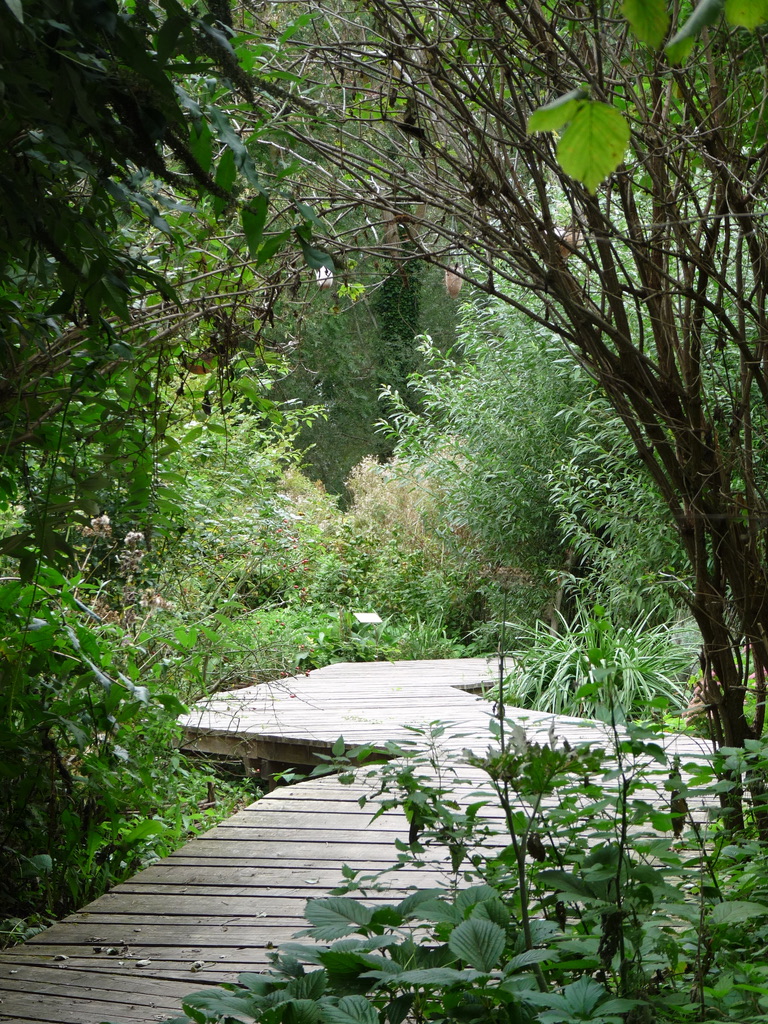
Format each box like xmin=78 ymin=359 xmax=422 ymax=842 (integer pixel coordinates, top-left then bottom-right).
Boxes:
xmin=504 ymin=607 xmax=697 ymax=718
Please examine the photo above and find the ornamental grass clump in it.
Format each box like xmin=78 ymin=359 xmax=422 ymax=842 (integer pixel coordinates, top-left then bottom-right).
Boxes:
xmin=504 ymin=606 xmax=696 ymax=719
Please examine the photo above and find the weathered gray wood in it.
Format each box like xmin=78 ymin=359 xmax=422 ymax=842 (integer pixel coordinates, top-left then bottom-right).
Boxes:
xmin=0 ymin=658 xmax=713 ymax=1023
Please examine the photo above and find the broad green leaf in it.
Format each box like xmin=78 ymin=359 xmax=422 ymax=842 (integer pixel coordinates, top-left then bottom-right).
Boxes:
xmin=599 ymin=997 xmax=645 ymax=1014
xmin=393 ymin=967 xmax=481 ymax=985
xmin=321 ymin=995 xmax=378 ymax=1024
xmin=296 ymin=231 xmax=334 ymax=272
xmin=3 ymin=0 xmax=23 ymax=23
xmin=622 ymin=0 xmax=670 ymax=47
xmin=284 ymin=999 xmax=324 ymax=1024
xmin=725 ymin=0 xmax=768 ymax=28
xmin=505 ymin=948 xmax=556 ymax=971
xmin=386 ymin=993 xmax=413 ymax=1024
xmin=527 ymin=89 xmax=588 ymax=134
xmin=538 ymin=869 xmax=594 ymax=900
xmin=155 ymin=14 xmax=184 ymax=62
xmin=666 ymin=0 xmax=725 ymax=64
xmin=183 ymin=990 xmax=258 ymax=1018
xmin=213 ymin=147 xmax=236 ymax=215
xmin=238 ymin=974 xmax=279 ymax=995
xmin=303 ymin=897 xmax=373 ymax=939
xmin=122 ymin=819 xmax=168 ymax=843
xmin=557 ymin=102 xmax=630 ymax=193
xmin=525 ymin=976 xmax=612 ymax=1015
xmin=188 ymin=121 xmax=213 ymax=174
xmin=473 ymin=897 xmax=511 ymax=929
xmin=256 ymin=229 xmax=293 ymax=267
xmin=23 ymin=854 xmax=53 ymax=875
xmin=455 ymin=884 xmax=499 ymax=914
xmin=563 ymin=976 xmax=608 ymax=1014
xmin=448 ymin=917 xmax=505 ymax=972
xmin=710 ymin=900 xmax=768 ymax=925
xmin=242 ymin=195 xmax=269 ymax=257
xmin=396 ymin=889 xmax=446 ymax=916
xmin=332 ymin=735 xmax=346 ymax=757
xmin=320 ymin=949 xmax=384 ymax=981
xmin=296 ymin=201 xmax=322 ymax=228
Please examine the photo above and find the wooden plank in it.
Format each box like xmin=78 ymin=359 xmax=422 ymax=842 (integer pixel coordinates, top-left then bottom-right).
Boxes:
xmin=0 ymin=658 xmax=714 ymax=1023
xmin=0 ymin=991 xmax=174 ymax=1024
xmin=0 ymin=961 xmax=213 ymax=997
xmin=0 ymin=969 xmax=192 ymax=1010
xmin=1 ymin=949 xmax=291 ymax=981
xmin=30 ymin=924 xmax=321 ymax=945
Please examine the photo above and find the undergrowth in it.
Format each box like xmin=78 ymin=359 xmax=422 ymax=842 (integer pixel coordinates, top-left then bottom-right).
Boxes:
xmin=0 ymin=568 xmax=254 ymax=946
xmin=160 ymin=715 xmax=768 ymax=1024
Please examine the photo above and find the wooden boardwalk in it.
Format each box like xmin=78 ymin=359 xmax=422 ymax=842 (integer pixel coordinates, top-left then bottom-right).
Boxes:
xmin=0 ymin=659 xmax=711 ymax=1024
xmin=177 ymin=658 xmax=500 ymax=774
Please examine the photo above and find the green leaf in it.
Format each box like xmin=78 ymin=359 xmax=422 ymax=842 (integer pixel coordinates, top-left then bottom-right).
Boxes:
xmin=155 ymin=14 xmax=184 ymax=62
xmin=505 ymin=948 xmax=556 ymax=971
xmin=188 ymin=121 xmax=213 ymax=174
xmin=448 ymin=917 xmax=505 ymax=972
xmin=332 ymin=735 xmax=346 ymax=757
xmin=369 ymin=906 xmax=403 ymax=929
xmin=557 ymin=101 xmax=630 ymax=193
xmin=321 ymin=996 xmax=378 ymax=1024
xmin=725 ymin=0 xmax=768 ymax=28
xmin=319 ymin=949 xmax=377 ymax=981
xmin=303 ymin=898 xmax=373 ymax=939
xmin=22 ymin=853 xmax=53 ymax=876
xmin=710 ymin=900 xmax=768 ymax=925
xmin=242 ymin=195 xmax=269 ymax=257
xmin=3 ymin=0 xmax=23 ymax=23
xmin=386 ymin=993 xmax=413 ymax=1024
xmin=527 ymin=89 xmax=588 ymax=134
xmin=123 ymin=819 xmax=168 ymax=843
xmin=666 ymin=0 xmax=725 ymax=64
xmin=622 ymin=0 xmax=670 ymax=47
xmin=45 ymin=290 xmax=75 ymax=316
xmin=393 ymin=967 xmax=481 ymax=985
xmin=525 ymin=976 xmax=609 ymax=1015
xmin=183 ymin=990 xmax=259 ymax=1019
xmin=455 ymin=885 xmax=500 ymax=915
xmin=416 ymin=898 xmax=462 ymax=925
xmin=296 ymin=201 xmax=322 ymax=228
xmin=538 ymin=869 xmax=594 ymax=900
xmin=285 ymin=999 xmax=324 ymax=1024
xmin=214 ymin=147 xmax=236 ymax=213
xmin=296 ymin=230 xmax=334 ymax=272
xmin=255 ymin=229 xmax=293 ymax=267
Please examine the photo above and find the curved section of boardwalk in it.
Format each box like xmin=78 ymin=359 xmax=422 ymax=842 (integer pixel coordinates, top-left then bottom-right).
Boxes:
xmin=0 ymin=659 xmax=711 ymax=1024
xmin=177 ymin=658 xmax=499 ymax=771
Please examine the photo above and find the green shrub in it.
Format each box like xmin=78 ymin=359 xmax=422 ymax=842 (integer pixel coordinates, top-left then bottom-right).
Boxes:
xmin=0 ymin=570 xmax=250 ymax=941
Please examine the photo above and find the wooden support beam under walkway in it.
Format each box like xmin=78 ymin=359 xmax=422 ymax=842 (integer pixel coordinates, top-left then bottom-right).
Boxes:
xmin=0 ymin=659 xmax=712 ymax=1024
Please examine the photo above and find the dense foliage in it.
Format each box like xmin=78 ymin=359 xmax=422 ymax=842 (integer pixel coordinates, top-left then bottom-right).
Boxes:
xmin=251 ymin=0 xmax=768 ymax=749
xmin=162 ymin=720 xmax=768 ymax=1024
xmin=6 ymin=11 xmax=768 ymax=1021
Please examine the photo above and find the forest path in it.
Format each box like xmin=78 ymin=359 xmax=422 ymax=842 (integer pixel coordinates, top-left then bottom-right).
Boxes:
xmin=0 ymin=658 xmax=710 ymax=1024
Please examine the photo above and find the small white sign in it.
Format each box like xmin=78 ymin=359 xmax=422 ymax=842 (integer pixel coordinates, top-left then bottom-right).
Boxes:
xmin=352 ymin=611 xmax=382 ymax=624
